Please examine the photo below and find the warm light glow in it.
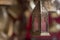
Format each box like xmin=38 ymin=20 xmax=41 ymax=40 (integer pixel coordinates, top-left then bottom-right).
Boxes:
xmin=56 ymin=24 xmax=60 ymax=30
xmin=56 ymin=10 xmax=60 ymax=15
xmin=40 ymin=32 xmax=50 ymax=36
xmin=30 ymin=1 xmax=35 ymax=10
xmin=56 ymin=0 xmax=60 ymax=3
xmin=51 ymin=0 xmax=55 ymax=3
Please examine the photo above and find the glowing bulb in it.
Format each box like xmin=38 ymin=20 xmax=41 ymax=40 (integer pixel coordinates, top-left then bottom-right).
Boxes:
xmin=56 ymin=10 xmax=60 ymax=15
xmin=30 ymin=1 xmax=35 ymax=10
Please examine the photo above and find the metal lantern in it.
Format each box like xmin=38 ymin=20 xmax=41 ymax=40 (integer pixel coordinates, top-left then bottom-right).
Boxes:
xmin=40 ymin=0 xmax=50 ymax=36
xmin=40 ymin=0 xmax=60 ymax=36
xmin=32 ymin=1 xmax=40 ymax=36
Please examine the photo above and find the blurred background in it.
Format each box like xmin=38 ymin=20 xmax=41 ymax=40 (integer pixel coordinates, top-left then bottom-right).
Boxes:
xmin=0 ymin=0 xmax=60 ymax=40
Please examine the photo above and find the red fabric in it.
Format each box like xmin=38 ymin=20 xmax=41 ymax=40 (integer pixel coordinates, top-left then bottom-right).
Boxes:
xmin=11 ymin=13 xmax=60 ymax=39
xmin=49 ymin=13 xmax=60 ymax=39
xmin=26 ymin=15 xmax=32 ymax=39
xmin=10 ymin=13 xmax=60 ymax=40
xmin=49 ymin=13 xmax=60 ymax=24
